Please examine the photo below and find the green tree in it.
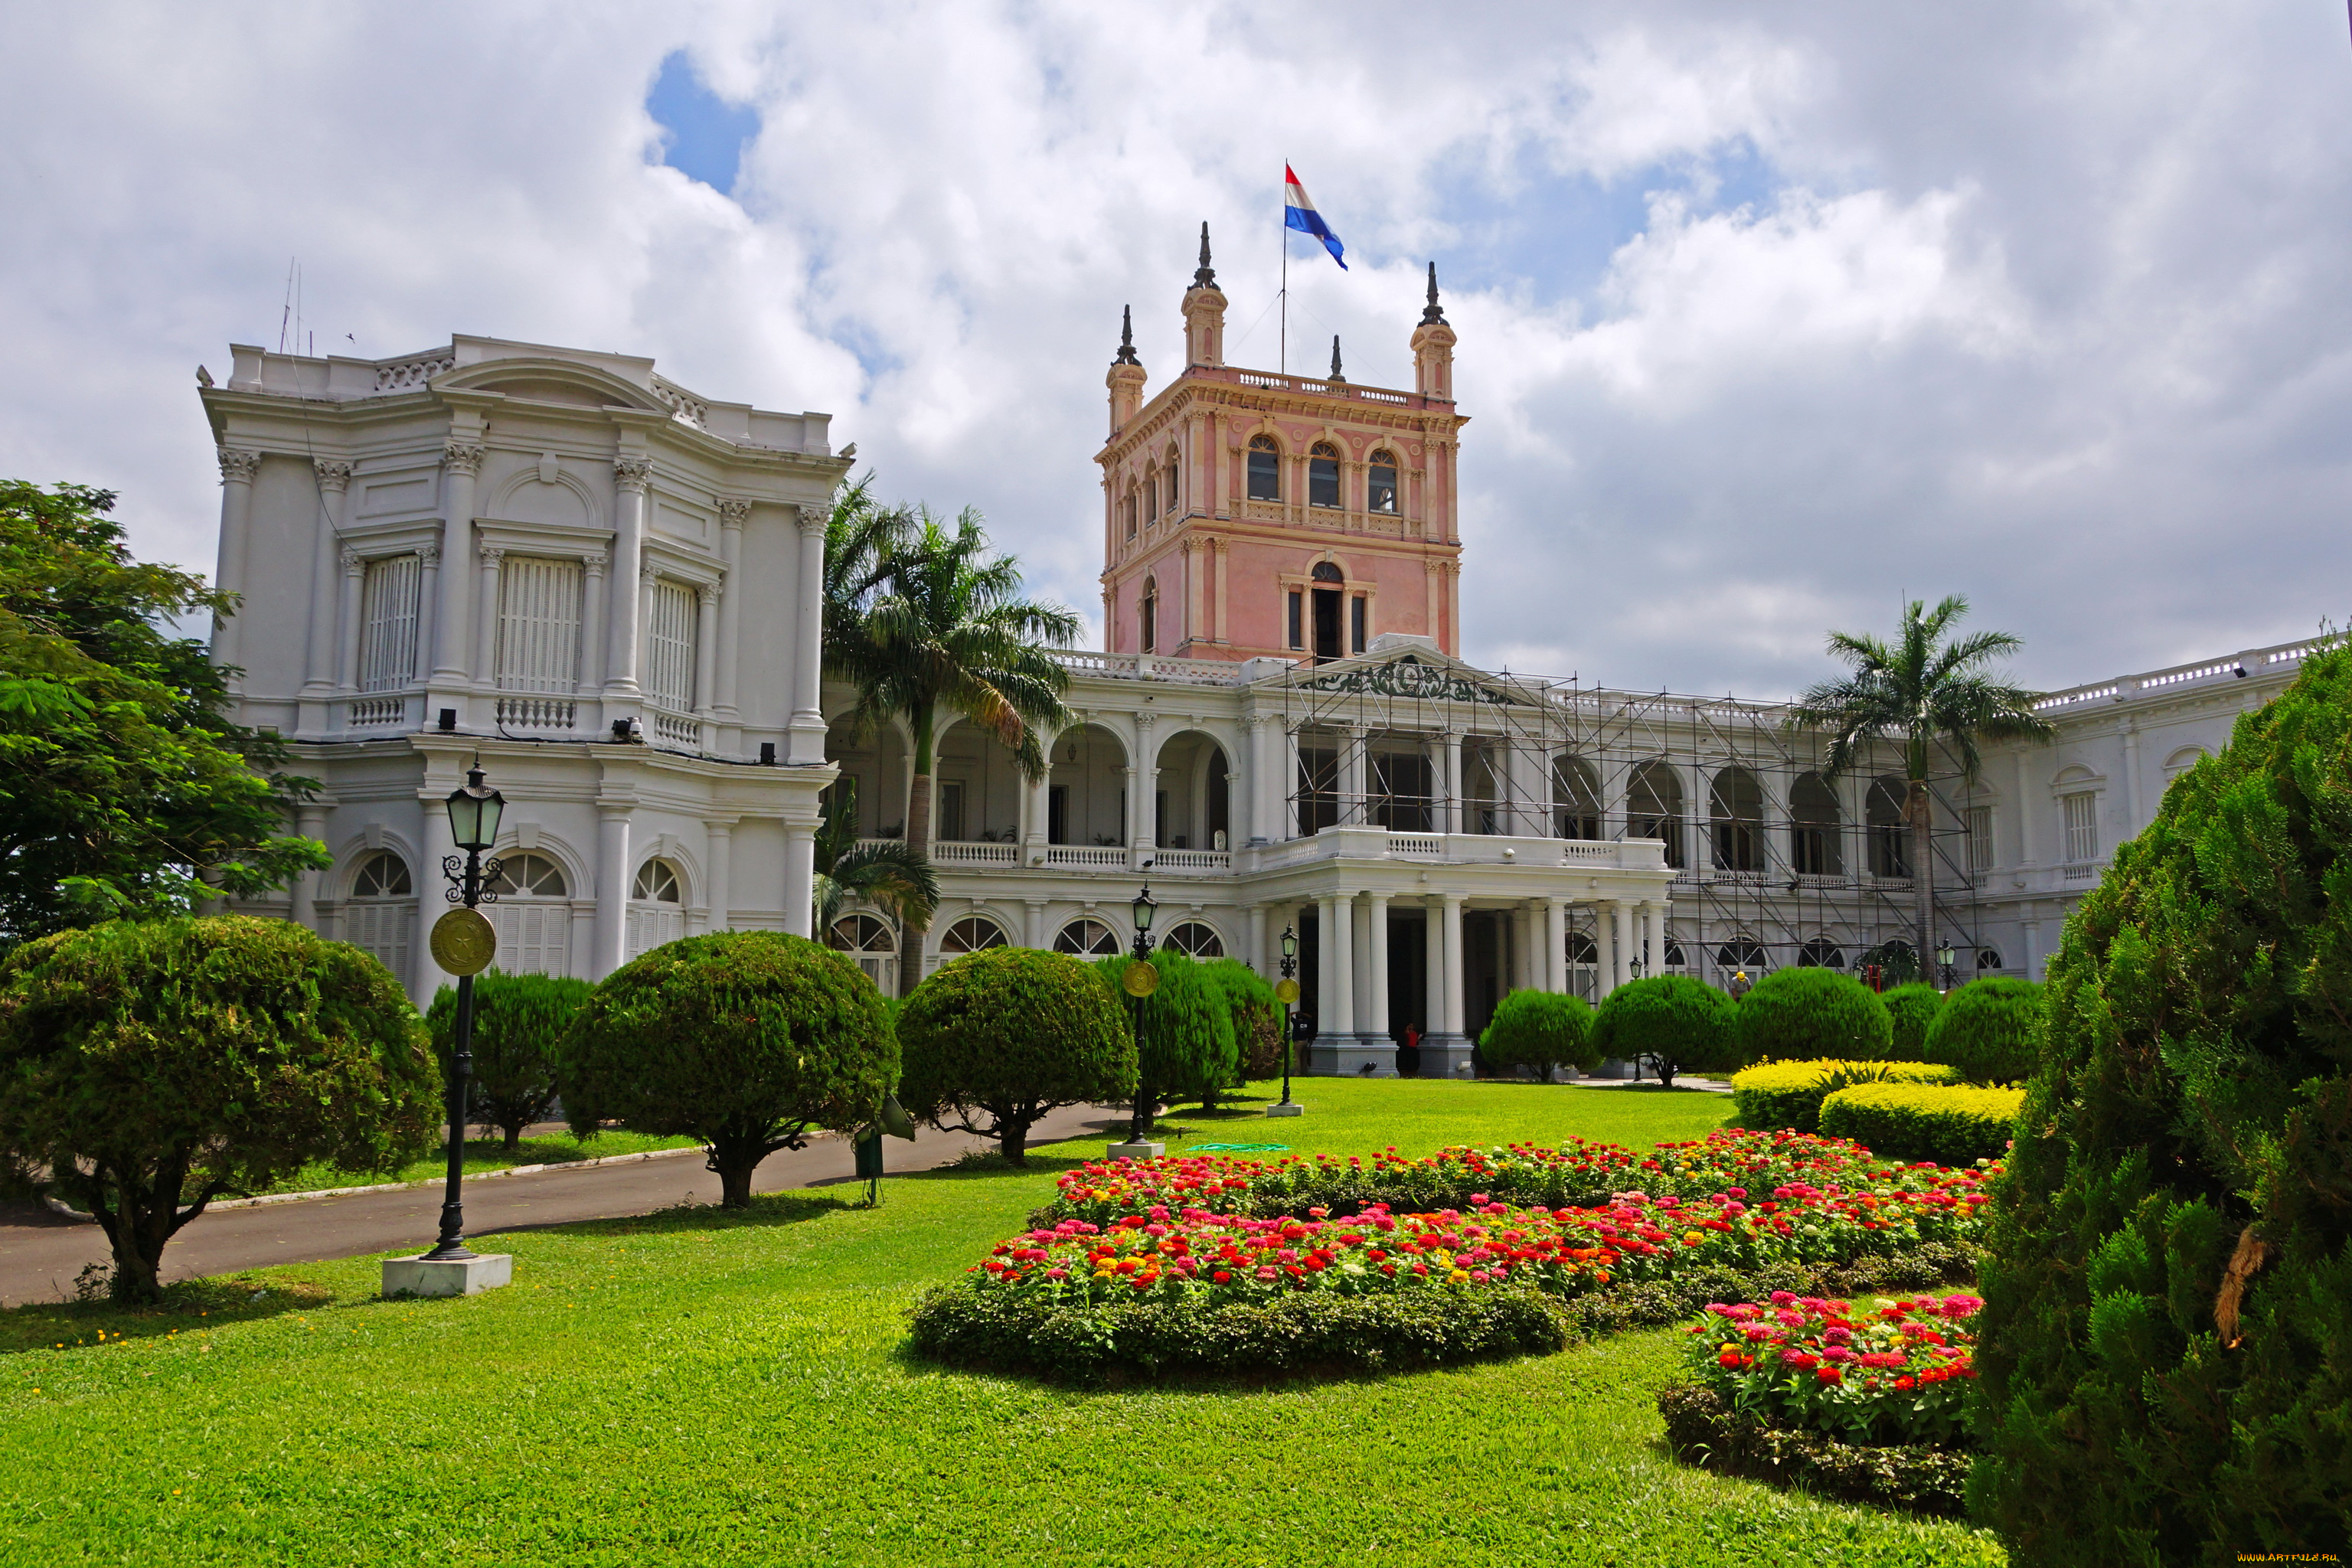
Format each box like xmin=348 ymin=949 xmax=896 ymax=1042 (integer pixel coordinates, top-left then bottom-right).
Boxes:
xmin=1790 ymin=595 xmax=2050 ymax=976
xmin=1200 ymin=958 xmax=1282 ymax=1089
xmin=1969 ymin=642 xmax=2352 ymax=1560
xmin=1880 ymin=981 xmax=1945 ymax=1060
xmin=559 ymin=932 xmax=895 ymax=1206
xmin=424 ymin=970 xmax=591 ymax=1151
xmin=810 ymin=775 xmax=939 ymax=939
xmin=826 ymin=502 xmax=1077 ymax=995
xmin=1591 ymin=975 xmax=1741 ymax=1089
xmin=1733 ymin=966 xmax=1893 ymax=1063
xmin=1922 ymin=977 xmax=2040 ymax=1085
xmin=897 ymin=947 xmax=1134 ymax=1164
xmin=1099 ymin=949 xmax=1233 ymax=1138
xmin=1479 ymin=989 xmax=1599 ymax=1080
xmin=0 ymin=481 xmax=328 ymax=940
xmin=0 ymin=915 xmax=438 ymax=1301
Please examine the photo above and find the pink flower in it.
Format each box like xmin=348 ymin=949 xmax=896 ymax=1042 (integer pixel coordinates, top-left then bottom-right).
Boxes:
xmin=1255 ymin=1266 xmax=1279 ymax=1282
xmin=1939 ymin=1294 xmax=1985 ymax=1320
xmin=1769 ymin=1291 xmax=1798 ymax=1305
xmin=1823 ymin=1327 xmax=1853 ymax=1346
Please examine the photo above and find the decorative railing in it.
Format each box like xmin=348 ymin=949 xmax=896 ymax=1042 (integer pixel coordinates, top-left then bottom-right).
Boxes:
xmin=373 ymin=351 xmax=454 ymax=392
xmin=1153 ymin=849 xmax=1230 ymax=872
xmin=495 ymin=696 xmax=577 ymax=732
xmin=650 ymin=376 xmax=709 ymax=429
xmin=933 ymin=841 xmax=1018 ymax=865
xmin=649 ymin=709 xmax=701 ymax=747
xmin=1047 ymin=650 xmax=1253 ymax=685
xmin=2032 ymin=636 xmax=2325 ymax=713
xmin=2062 ymin=862 xmax=2102 ymax=882
xmin=1389 ymin=835 xmax=1445 ymax=858
xmin=347 ymin=694 xmax=407 ymax=727
xmin=1045 ymin=845 xmax=1129 ymax=868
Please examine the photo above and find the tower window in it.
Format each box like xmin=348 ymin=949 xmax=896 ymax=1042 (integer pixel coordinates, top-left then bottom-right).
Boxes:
xmin=1310 ymin=564 xmax=1343 ymax=661
xmin=1145 ymin=475 xmax=1157 ymax=521
xmin=1165 ymin=459 xmax=1180 ymax=512
xmin=1349 ymin=595 xmax=1366 ymax=653
xmin=1247 ymin=436 xmax=1280 ymax=501
xmin=1308 ymin=443 xmax=1341 ymax=508
xmin=1124 ymin=491 xmax=1138 ymax=540
xmin=1141 ymin=578 xmax=1158 ymax=654
xmin=1287 ymin=590 xmax=1303 ymax=649
xmin=1368 ymin=452 xmax=1398 ymax=514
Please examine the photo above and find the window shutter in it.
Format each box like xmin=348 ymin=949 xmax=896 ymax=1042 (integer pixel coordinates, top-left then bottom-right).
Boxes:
xmin=2063 ymin=792 xmax=2099 ymax=862
xmin=357 ymin=554 xmax=421 ymax=692
xmin=495 ymin=556 xmax=584 ymax=693
xmin=646 ymin=580 xmax=697 ymax=710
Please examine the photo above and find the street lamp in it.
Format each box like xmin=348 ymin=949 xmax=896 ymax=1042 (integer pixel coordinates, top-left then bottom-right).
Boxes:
xmin=1270 ymin=923 xmax=1303 ymax=1117
xmin=1122 ymin=881 xmax=1160 ymax=1147
xmin=425 ymin=762 xmax=505 ymax=1262
xmin=1937 ymin=942 xmax=1958 ymax=993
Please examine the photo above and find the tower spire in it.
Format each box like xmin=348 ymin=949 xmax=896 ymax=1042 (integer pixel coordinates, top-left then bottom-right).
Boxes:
xmin=1328 ymin=335 xmax=1344 ymax=382
xmin=1193 ymin=221 xmax=1217 ymax=289
xmin=1113 ymin=304 xmax=1140 ymax=365
xmin=1422 ymin=261 xmax=1447 ymax=325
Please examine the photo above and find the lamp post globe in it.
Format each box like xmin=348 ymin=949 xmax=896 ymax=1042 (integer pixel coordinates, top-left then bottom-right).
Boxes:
xmin=1273 ymin=922 xmax=1301 ymax=1112
xmin=445 ymin=763 xmax=505 ymax=852
xmin=1937 ymin=942 xmax=1958 ymax=992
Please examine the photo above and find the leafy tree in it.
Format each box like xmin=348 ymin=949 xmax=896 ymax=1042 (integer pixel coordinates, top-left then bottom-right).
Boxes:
xmin=897 ymin=946 xmax=1134 ymax=1163
xmin=1921 ymin=978 xmax=2040 ymax=1085
xmin=1791 ymin=594 xmax=2050 ymax=977
xmin=1880 ymin=981 xmax=1945 ymax=1060
xmin=1733 ymin=966 xmax=1893 ymax=1063
xmin=1478 ymin=989 xmax=1599 ymax=1080
xmin=826 ymin=502 xmax=1077 ymax=994
xmin=559 ymin=932 xmax=894 ymax=1206
xmin=1969 ymin=642 xmax=2352 ymax=1560
xmin=1099 ymin=949 xmax=1234 ymax=1138
xmin=423 ymin=970 xmax=591 ymax=1151
xmin=1591 ymin=975 xmax=1741 ymax=1089
xmin=0 ymin=481 xmax=327 ymax=941
xmin=0 ymin=915 xmax=438 ymax=1301
xmin=1200 ymin=958 xmax=1282 ymax=1089
xmin=810 ymin=775 xmax=938 ymax=938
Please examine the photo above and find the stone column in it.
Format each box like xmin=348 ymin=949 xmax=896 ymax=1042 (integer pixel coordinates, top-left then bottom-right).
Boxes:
xmin=1315 ymin=896 xmax=1338 ymax=1040
xmin=413 ymin=545 xmax=441 ymax=701
xmin=1340 ymin=724 xmax=1368 ymax=826
xmin=2013 ymin=751 xmax=2037 ymax=871
xmin=604 ymin=457 xmax=649 ymax=705
xmin=1246 ymin=904 xmax=1267 ymax=974
xmin=705 ymin=820 xmax=734 ymax=934
xmin=1352 ymin=892 xmax=1376 ymax=1034
xmin=788 ymin=503 xmax=828 ymax=763
xmin=475 ymin=547 xmax=505 ymax=687
xmin=595 ymin=805 xmax=631 ymax=978
xmin=1547 ymin=898 xmax=1567 ymax=991
xmin=290 ymin=803 xmax=329 ymax=931
xmin=1614 ymin=900 xmax=1638 ymax=988
xmin=694 ymin=581 xmax=721 ymax=737
xmin=782 ymin=821 xmax=815 ymax=939
xmin=1282 ymin=721 xmax=1302 ymax=839
xmin=1025 ymin=900 xmax=1049 ymax=949
xmin=580 ymin=552 xmax=609 ymax=691
xmin=430 ymin=441 xmax=482 ymax=688
xmin=1648 ymin=902 xmax=1668 ymax=978
xmin=414 ymin=792 xmax=459 ymax=1003
xmin=332 ymin=547 xmax=365 ymax=694
xmin=211 ymin=448 xmax=260 ymax=690
xmin=1328 ymin=892 xmax=1356 ymax=1037
xmin=1594 ymin=900 xmax=1617 ymax=993
xmin=714 ymin=500 xmax=747 ymax=727
xmin=1425 ymin=892 xmax=1469 ymax=1076
xmin=1025 ymin=729 xmax=1054 ymax=861
xmin=1423 ymin=893 xmax=1447 ymax=1027
xmin=1366 ymin=891 xmax=1392 ymax=1050
xmin=1440 ymin=732 xmax=1463 ymax=835
xmin=300 ymin=460 xmax=353 ymax=723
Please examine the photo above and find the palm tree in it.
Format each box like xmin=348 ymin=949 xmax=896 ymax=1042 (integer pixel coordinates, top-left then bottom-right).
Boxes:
xmin=1790 ymin=595 xmax=2051 ymax=969
xmin=811 ymin=776 xmax=938 ymax=940
xmin=828 ymin=505 xmax=1078 ymax=994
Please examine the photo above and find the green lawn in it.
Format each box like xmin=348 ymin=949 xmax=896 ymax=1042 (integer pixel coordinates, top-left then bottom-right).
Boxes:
xmin=0 ymin=1079 xmax=2004 ymax=1566
xmin=257 ymin=1128 xmax=703 ymax=1197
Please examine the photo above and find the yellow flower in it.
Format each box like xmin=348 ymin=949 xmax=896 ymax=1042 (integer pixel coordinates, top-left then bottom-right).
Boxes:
xmin=1448 ymin=1269 xmax=1471 ymax=1285
xmin=1684 ymin=1231 xmax=1705 ymax=1246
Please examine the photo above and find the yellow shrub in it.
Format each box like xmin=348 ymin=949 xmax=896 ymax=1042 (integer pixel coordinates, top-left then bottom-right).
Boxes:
xmin=1730 ymin=1058 xmax=1960 ymax=1133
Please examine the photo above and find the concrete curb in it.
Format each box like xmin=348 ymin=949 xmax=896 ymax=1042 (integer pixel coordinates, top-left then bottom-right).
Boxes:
xmin=40 ymin=1142 xmax=711 ymax=1223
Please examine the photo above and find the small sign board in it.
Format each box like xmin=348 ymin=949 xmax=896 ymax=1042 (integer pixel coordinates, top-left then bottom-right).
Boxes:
xmin=1122 ymin=959 xmax=1160 ymax=998
xmin=429 ymin=907 xmax=498 ymax=976
xmin=1273 ymin=978 xmax=1300 ymax=1004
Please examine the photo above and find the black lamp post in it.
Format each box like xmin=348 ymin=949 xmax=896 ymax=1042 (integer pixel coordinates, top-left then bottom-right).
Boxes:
xmin=426 ymin=763 xmax=505 ymax=1261
xmin=1937 ymin=942 xmax=1958 ymax=993
xmin=1276 ymin=923 xmax=1300 ymax=1110
xmin=1125 ymin=881 xmax=1158 ymax=1145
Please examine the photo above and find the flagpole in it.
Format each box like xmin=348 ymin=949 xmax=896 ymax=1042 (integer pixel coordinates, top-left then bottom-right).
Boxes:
xmin=1279 ymin=217 xmax=1289 ymax=376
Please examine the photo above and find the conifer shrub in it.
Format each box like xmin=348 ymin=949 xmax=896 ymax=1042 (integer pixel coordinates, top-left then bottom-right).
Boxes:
xmin=1880 ymin=982 xmax=1945 ymax=1061
xmin=1199 ymin=958 xmax=1282 ymax=1090
xmin=1730 ymin=1059 xmax=1962 ymax=1134
xmin=1097 ymin=949 xmax=1234 ymax=1121
xmin=1970 ymin=642 xmax=2352 ymax=1563
xmin=1921 ymin=978 xmax=2041 ymax=1086
xmin=1817 ymin=1082 xmax=2022 ymax=1165
xmin=424 ymin=969 xmax=591 ymax=1151
xmin=0 ymin=915 xmax=439 ymax=1301
xmin=1590 ymin=975 xmax=1742 ymax=1087
xmin=1733 ymin=967 xmax=1893 ymax=1063
xmin=558 ymin=931 xmax=894 ymax=1206
xmin=1478 ymin=988 xmax=1599 ymax=1080
xmin=897 ymin=947 xmax=1134 ymax=1164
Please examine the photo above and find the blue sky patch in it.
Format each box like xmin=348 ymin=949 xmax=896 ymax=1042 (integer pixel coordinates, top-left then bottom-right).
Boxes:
xmin=647 ymin=51 xmax=759 ymax=195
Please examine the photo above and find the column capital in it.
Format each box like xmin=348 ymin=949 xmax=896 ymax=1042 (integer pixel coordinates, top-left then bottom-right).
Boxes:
xmin=697 ymin=581 xmax=720 ymax=609
xmin=442 ymin=442 xmax=485 ymax=477
xmin=217 ymin=446 xmax=260 ymax=483
xmin=717 ymin=497 xmax=753 ymax=528
xmin=612 ymin=456 xmax=653 ymax=493
xmin=478 ymin=545 xmax=505 ymax=567
xmin=791 ymin=501 xmax=825 ymax=536
xmin=418 ymin=543 xmax=441 ymax=567
xmin=312 ymin=458 xmax=354 ymax=492
xmin=339 ymin=548 xmax=364 ymax=574
xmin=582 ymin=550 xmax=608 ymax=577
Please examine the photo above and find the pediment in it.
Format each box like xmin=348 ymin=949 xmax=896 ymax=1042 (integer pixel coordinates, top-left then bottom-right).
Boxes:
xmin=436 ymin=356 xmax=669 ymax=414
xmin=1279 ymin=649 xmax=1535 ymax=706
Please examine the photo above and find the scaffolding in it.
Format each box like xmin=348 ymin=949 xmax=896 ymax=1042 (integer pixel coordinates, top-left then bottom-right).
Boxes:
xmin=1270 ymin=654 xmax=1988 ymax=991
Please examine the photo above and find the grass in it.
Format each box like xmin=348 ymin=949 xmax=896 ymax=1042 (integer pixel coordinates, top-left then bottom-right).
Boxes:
xmin=256 ymin=1128 xmax=703 ymax=1197
xmin=0 ymin=1078 xmax=2004 ymax=1566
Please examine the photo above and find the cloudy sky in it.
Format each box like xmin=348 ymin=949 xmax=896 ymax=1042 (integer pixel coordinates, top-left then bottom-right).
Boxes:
xmin=5 ymin=2 xmax=2347 ymax=698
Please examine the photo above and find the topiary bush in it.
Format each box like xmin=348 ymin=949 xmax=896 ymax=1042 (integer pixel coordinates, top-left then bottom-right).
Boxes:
xmin=0 ymin=915 xmax=439 ymax=1300
xmin=1969 ymin=642 xmax=2352 ymax=1563
xmin=1922 ymin=978 xmax=2041 ymax=1086
xmin=1880 ymin=982 xmax=1945 ymax=1061
xmin=1478 ymin=988 xmax=1599 ymax=1080
xmin=1098 ymin=949 xmax=1234 ymax=1128
xmin=424 ymin=969 xmax=591 ymax=1151
xmin=1733 ymin=967 xmax=1893 ymax=1063
xmin=558 ymin=931 xmax=894 ymax=1206
xmin=1818 ymin=1082 xmax=2022 ymax=1165
xmin=1199 ymin=959 xmax=1282 ymax=1088
xmin=897 ymin=946 xmax=1134 ymax=1164
xmin=1591 ymin=975 xmax=1742 ymax=1088
xmin=1730 ymin=1059 xmax=1963 ymax=1134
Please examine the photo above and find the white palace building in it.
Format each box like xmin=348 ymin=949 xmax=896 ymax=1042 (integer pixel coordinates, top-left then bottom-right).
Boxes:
xmin=201 ymin=263 xmax=2311 ymax=1075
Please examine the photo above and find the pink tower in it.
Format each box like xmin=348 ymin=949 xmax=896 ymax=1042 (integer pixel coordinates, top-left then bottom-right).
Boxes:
xmin=1097 ymin=228 xmax=1468 ymax=663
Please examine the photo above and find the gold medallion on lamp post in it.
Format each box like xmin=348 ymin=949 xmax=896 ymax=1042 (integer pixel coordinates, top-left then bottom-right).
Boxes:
xmin=430 ymin=907 xmax=498 ymax=976
xmin=1274 ymin=978 xmax=1300 ymax=1005
xmin=1122 ymin=960 xmax=1160 ymax=998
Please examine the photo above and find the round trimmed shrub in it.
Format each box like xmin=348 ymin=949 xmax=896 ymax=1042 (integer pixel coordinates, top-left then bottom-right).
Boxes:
xmin=1479 ymin=988 xmax=1599 ymax=1080
xmin=897 ymin=947 xmax=1134 ymax=1164
xmin=425 ymin=969 xmax=591 ymax=1150
xmin=1591 ymin=975 xmax=1741 ymax=1088
xmin=558 ymin=931 xmax=893 ymax=1206
xmin=1733 ymin=967 xmax=1892 ymax=1063
xmin=1200 ymin=959 xmax=1282 ymax=1091
xmin=1098 ymin=949 xmax=1234 ymax=1124
xmin=1971 ymin=642 xmax=2352 ymax=1559
xmin=1920 ymin=978 xmax=2040 ymax=1085
xmin=1880 ymin=982 xmax=1945 ymax=1061
xmin=0 ymin=915 xmax=439 ymax=1300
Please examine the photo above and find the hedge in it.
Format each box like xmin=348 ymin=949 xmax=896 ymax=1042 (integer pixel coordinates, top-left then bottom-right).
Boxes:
xmin=1818 ymin=1082 xmax=2022 ymax=1166
xmin=1730 ymin=1059 xmax=1962 ymax=1135
xmin=1478 ymin=988 xmax=1599 ymax=1079
xmin=1922 ymin=978 xmax=2041 ymax=1084
xmin=1733 ymin=967 xmax=1893 ymax=1063
xmin=1098 ymin=949 xmax=1234 ymax=1116
xmin=1880 ymin=982 xmax=1945 ymax=1061
xmin=1198 ymin=959 xmax=1282 ymax=1090
xmin=425 ymin=969 xmax=591 ymax=1150
xmin=1657 ymin=1386 xmax=1971 ymax=1517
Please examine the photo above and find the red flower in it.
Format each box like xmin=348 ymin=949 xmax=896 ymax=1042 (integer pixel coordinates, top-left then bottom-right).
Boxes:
xmin=1815 ymin=1365 xmax=1843 ymax=1384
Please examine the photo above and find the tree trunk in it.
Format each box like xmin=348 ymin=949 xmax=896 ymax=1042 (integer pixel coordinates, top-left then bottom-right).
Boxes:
xmin=998 ymin=1112 xmax=1031 ymax=1167
xmin=898 ymin=705 xmax=936 ymax=998
xmin=708 ymin=1132 xmax=769 ymax=1207
xmin=1908 ymin=775 xmax=1936 ymax=980
xmin=501 ymin=1122 xmax=524 ymax=1154
xmin=90 ymin=1164 xmax=169 ymax=1304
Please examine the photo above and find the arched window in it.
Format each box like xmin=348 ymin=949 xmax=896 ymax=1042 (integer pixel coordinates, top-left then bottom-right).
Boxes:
xmin=1140 ymin=577 xmax=1158 ymax=654
xmin=632 ymin=859 xmax=681 ymax=903
xmin=1627 ymin=760 xmax=1684 ymax=870
xmin=1144 ymin=473 xmax=1158 ymax=521
xmin=1866 ymin=777 xmax=1910 ymax=877
xmin=1368 ymin=451 xmax=1398 ymax=514
xmin=1054 ymin=918 xmax=1120 ymax=956
xmin=485 ymin=851 xmax=570 ymax=975
xmin=1796 ymin=938 xmax=1845 ymax=969
xmin=1308 ymin=442 xmax=1341 ymax=508
xmin=626 ymin=857 xmax=685 ymax=958
xmin=1716 ymin=939 xmax=1769 ymax=973
xmin=1566 ymin=932 xmax=1599 ymax=964
xmin=940 ymin=916 xmax=1009 ymax=953
xmin=1124 ymin=487 xmax=1138 ymax=541
xmin=1164 ymin=452 xmax=1181 ymax=514
xmin=1311 ymin=561 xmax=1343 ymax=583
xmin=1710 ymin=767 xmax=1765 ymax=872
xmin=1247 ymin=435 xmax=1281 ymax=501
xmin=1553 ymin=756 xmax=1601 ymax=840
xmin=828 ymin=913 xmax=898 ymax=991
xmin=1663 ymin=940 xmax=1687 ymax=969
xmin=346 ymin=851 xmax=413 ymax=978
xmin=1790 ymin=772 xmax=1842 ymax=876
xmin=1161 ymin=921 xmax=1223 ymax=958
xmin=1977 ymin=948 xmax=2004 ymax=970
